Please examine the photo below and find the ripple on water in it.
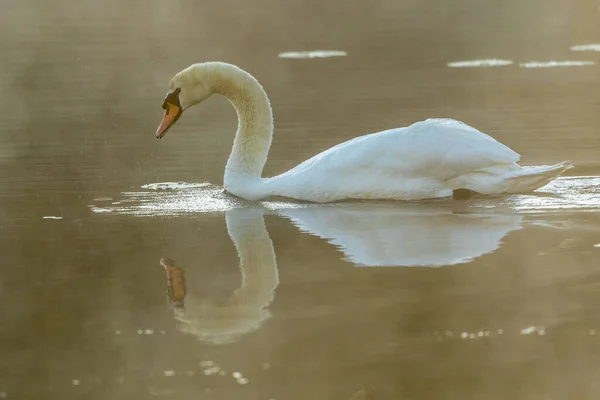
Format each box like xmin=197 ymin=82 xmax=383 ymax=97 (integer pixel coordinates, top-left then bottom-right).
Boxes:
xmin=570 ymin=44 xmax=600 ymax=52
xmin=89 ymin=182 xmax=317 ymax=216
xmin=140 ymin=182 xmax=211 ymax=190
xmin=89 ymin=177 xmax=600 ymax=217
xmin=90 ymin=183 xmax=238 ymax=215
xmin=278 ymin=50 xmax=347 ymax=59
xmin=447 ymin=59 xmax=513 ymax=68
xmin=519 ymin=61 xmax=595 ymax=68
xmin=505 ymin=176 xmax=600 ymax=212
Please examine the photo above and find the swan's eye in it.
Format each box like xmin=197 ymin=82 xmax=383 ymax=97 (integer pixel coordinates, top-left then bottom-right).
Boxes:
xmin=162 ymin=88 xmax=181 ymax=113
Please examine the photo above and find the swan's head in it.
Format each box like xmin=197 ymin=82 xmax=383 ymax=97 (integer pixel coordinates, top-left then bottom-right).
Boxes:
xmin=156 ymin=63 xmax=215 ymax=139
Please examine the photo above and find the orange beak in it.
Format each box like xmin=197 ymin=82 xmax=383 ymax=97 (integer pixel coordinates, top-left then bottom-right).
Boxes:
xmin=156 ymin=102 xmax=183 ymax=139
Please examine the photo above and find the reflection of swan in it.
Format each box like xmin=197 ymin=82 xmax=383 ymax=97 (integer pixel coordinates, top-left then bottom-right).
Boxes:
xmin=160 ymin=205 xmax=519 ymax=343
xmin=155 ymin=61 xmax=571 ymax=202
xmin=279 ymin=206 xmax=523 ymax=267
xmin=169 ymin=209 xmax=278 ymax=345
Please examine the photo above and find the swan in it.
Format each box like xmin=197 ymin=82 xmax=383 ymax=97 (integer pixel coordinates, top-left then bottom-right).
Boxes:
xmin=156 ymin=62 xmax=572 ymax=202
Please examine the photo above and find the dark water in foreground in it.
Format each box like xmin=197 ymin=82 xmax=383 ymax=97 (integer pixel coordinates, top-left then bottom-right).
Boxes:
xmin=2 ymin=0 xmax=600 ymax=398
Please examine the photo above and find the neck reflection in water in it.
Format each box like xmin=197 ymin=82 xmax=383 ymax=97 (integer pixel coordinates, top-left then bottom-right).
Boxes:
xmin=162 ymin=209 xmax=278 ymax=345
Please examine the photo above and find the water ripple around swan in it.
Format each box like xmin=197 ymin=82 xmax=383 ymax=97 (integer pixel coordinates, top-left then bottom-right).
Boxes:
xmin=89 ymin=176 xmax=600 ymax=217
xmin=90 ymin=182 xmax=316 ymax=216
xmin=469 ymin=176 xmax=600 ymax=213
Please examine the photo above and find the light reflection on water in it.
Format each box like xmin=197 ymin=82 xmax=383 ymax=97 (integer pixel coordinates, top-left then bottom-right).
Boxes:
xmin=447 ymin=59 xmax=514 ymax=68
xmin=570 ymin=44 xmax=600 ymax=51
xmin=447 ymin=59 xmax=597 ymax=69
xmin=166 ymin=209 xmax=279 ymax=345
xmin=278 ymin=50 xmax=348 ymax=59
xmin=87 ymin=176 xmax=600 ymax=272
xmin=90 ymin=176 xmax=600 ymax=217
xmin=471 ymin=176 xmax=600 ymax=212
xmin=519 ymin=61 xmax=596 ymax=68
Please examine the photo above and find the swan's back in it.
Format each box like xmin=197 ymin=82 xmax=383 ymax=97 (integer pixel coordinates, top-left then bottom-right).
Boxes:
xmin=389 ymin=118 xmax=520 ymax=172
xmin=282 ymin=118 xmax=519 ymax=177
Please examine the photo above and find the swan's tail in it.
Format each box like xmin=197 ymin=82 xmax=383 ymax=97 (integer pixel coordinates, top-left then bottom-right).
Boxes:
xmin=459 ymin=161 xmax=573 ymax=194
xmin=501 ymin=161 xmax=573 ymax=193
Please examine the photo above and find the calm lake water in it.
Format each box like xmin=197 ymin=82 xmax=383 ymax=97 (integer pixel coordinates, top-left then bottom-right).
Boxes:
xmin=2 ymin=0 xmax=600 ymax=399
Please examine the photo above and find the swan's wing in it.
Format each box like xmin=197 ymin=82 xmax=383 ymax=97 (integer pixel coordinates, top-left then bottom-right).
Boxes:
xmin=287 ymin=118 xmax=520 ymax=180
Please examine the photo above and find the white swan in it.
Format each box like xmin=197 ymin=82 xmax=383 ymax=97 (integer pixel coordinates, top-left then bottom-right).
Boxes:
xmin=156 ymin=62 xmax=572 ymax=202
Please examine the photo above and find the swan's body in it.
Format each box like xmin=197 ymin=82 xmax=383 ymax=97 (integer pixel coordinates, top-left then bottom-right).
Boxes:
xmin=156 ymin=62 xmax=572 ymax=202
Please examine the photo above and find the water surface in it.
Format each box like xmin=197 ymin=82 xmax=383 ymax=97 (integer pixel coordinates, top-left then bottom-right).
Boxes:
xmin=2 ymin=0 xmax=600 ymax=399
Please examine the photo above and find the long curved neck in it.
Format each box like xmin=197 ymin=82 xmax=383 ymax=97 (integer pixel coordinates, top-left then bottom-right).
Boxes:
xmin=211 ymin=65 xmax=274 ymax=197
